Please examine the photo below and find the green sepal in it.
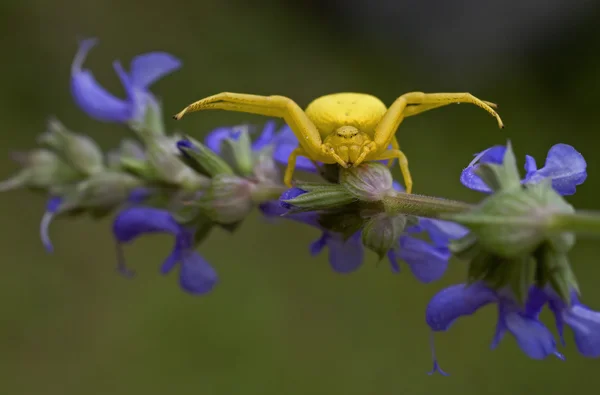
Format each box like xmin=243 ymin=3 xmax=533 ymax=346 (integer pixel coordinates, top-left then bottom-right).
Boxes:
xmin=219 ymin=126 xmax=254 ymax=176
xmin=466 ymin=251 xmax=496 ymax=284
xmin=318 ymin=206 xmax=367 ymax=240
xmin=39 ymin=118 xmax=105 ymax=176
xmin=178 ymin=137 xmax=235 ymax=177
xmin=128 ymin=98 xmax=166 ymax=138
xmin=508 ymin=256 xmax=537 ymax=304
xmin=282 ymin=184 xmax=357 ymax=211
xmin=475 ymin=142 xmax=521 ymax=192
xmin=450 ymin=233 xmax=480 ymax=261
xmin=534 ymin=243 xmax=579 ymax=304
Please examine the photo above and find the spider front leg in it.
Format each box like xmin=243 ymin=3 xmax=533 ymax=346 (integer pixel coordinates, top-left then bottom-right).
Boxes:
xmin=371 ymin=149 xmax=412 ymax=194
xmin=395 ymin=92 xmax=504 ymax=128
xmin=402 ymin=99 xmax=498 ymax=118
xmin=173 ymin=92 xmax=326 ymax=160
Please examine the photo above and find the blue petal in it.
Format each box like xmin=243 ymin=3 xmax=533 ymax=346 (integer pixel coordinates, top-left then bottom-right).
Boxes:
xmin=310 ymin=232 xmax=328 ymax=256
xmin=128 ymin=52 xmax=181 ymax=88
xmin=386 ymin=249 xmax=400 ymax=273
xmin=205 ymin=127 xmax=239 ymax=153
xmin=524 ymin=155 xmax=537 ymax=177
xmin=160 ymin=249 xmax=179 ymax=274
xmin=39 ymin=196 xmax=63 ymax=253
xmin=459 ymin=145 xmax=506 ymax=193
xmin=418 ymin=218 xmax=469 ymax=247
xmin=561 ymin=296 xmax=600 ymax=357
xmin=524 ymin=286 xmax=549 ymax=317
xmin=70 ymin=38 xmax=132 ymax=122
xmin=112 ymin=207 xmax=180 ymax=243
xmin=259 ymin=199 xmax=321 ymax=228
xmin=252 ymin=121 xmax=277 ymax=151
xmin=258 ymin=200 xmax=287 ymax=217
xmin=326 ymin=233 xmax=364 ymax=273
xmin=524 ymin=144 xmax=587 ymax=196
xmin=426 ymin=283 xmax=496 ymax=331
xmin=398 ymin=236 xmax=450 ymax=283
xmin=427 ymin=332 xmax=450 ymax=376
xmin=272 ymin=126 xmax=317 ymax=172
xmin=127 ymin=187 xmax=153 ymax=204
xmin=279 ymin=187 xmax=307 ymax=210
xmin=501 ymin=311 xmax=559 ymax=360
xmin=113 ymin=60 xmax=149 ymax=123
xmin=179 ymin=251 xmax=218 ymax=294
xmin=392 ymin=181 xmax=404 ymax=192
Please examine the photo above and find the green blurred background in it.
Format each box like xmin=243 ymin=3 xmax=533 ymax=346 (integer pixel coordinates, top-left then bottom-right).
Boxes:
xmin=1 ymin=1 xmax=600 ymax=394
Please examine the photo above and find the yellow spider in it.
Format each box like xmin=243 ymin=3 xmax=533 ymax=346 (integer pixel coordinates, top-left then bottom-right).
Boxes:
xmin=173 ymin=92 xmax=503 ymax=193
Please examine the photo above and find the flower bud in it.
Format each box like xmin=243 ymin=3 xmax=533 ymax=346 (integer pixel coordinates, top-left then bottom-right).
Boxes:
xmin=340 ymin=163 xmax=393 ymax=201
xmin=197 ymin=175 xmax=254 ymax=224
xmin=252 ymin=147 xmax=280 ymax=184
xmin=449 ymin=144 xmax=576 ymax=259
xmin=451 ymin=179 xmax=575 ymax=258
xmin=0 ymin=149 xmax=82 ymax=192
xmin=63 ymin=171 xmax=143 ymax=210
xmin=38 ymin=117 xmax=105 ymax=176
xmin=145 ymin=136 xmax=210 ymax=190
xmin=361 ymin=213 xmax=409 ymax=260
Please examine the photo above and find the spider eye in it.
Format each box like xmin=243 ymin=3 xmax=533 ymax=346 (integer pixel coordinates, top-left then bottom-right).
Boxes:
xmin=335 ymin=126 xmax=359 ymax=138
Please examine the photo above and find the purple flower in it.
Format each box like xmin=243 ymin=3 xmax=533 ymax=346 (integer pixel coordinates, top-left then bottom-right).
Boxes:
xmin=426 ymin=283 xmax=563 ymax=375
xmin=39 ymin=196 xmax=63 ymax=253
xmin=112 ymin=207 xmax=217 ymax=294
xmin=271 ymin=125 xmax=318 ymax=173
xmin=460 ymin=143 xmax=586 ymax=195
xmin=387 ymin=182 xmax=468 ymax=282
xmin=527 ymin=287 xmax=600 ymax=358
xmin=205 ymin=121 xmax=277 ymax=154
xmin=260 ymin=186 xmax=466 ymax=280
xmin=71 ymin=38 xmax=181 ymax=123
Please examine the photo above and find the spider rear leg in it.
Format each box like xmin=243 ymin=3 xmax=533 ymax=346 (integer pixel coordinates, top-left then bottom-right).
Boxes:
xmin=284 ymin=147 xmax=311 ymax=187
xmin=386 ymin=136 xmax=400 ymax=167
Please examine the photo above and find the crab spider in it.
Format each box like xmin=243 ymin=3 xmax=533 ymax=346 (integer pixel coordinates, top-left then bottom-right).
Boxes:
xmin=173 ymin=92 xmax=503 ymax=193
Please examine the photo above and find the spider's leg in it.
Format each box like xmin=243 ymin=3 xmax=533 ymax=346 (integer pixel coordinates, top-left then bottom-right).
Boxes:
xmin=386 ymin=136 xmax=400 ymax=167
xmin=284 ymin=147 xmax=310 ymax=187
xmin=395 ymin=92 xmax=503 ymax=128
xmin=372 ymin=149 xmax=412 ymax=194
xmin=173 ymin=92 xmax=324 ymax=159
xmin=403 ymin=100 xmax=497 ymax=118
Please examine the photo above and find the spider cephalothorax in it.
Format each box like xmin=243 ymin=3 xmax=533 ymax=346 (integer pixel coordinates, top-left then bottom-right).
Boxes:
xmin=174 ymin=91 xmax=503 ymax=193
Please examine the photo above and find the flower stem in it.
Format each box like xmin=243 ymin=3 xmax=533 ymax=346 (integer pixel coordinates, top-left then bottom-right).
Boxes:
xmin=548 ymin=211 xmax=600 ymax=236
xmin=250 ymin=184 xmax=289 ymax=204
xmin=381 ymin=193 xmax=473 ymax=218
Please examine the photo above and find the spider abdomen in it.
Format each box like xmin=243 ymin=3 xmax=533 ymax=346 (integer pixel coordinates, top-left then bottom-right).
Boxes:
xmin=305 ymin=93 xmax=386 ymax=139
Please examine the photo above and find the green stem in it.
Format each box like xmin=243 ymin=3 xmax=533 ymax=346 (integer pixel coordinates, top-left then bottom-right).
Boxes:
xmin=549 ymin=211 xmax=600 ymax=235
xmin=381 ymin=193 xmax=473 ymax=218
xmin=250 ymin=184 xmax=289 ymax=204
